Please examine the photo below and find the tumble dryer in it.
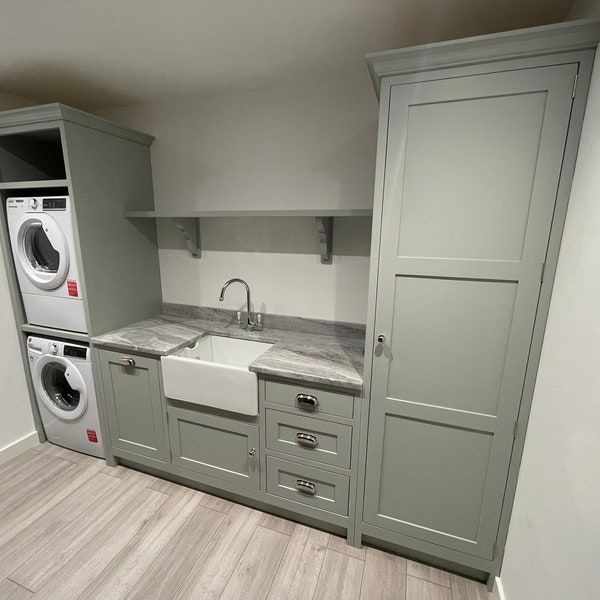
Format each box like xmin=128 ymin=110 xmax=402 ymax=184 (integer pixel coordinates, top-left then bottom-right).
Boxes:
xmin=6 ymin=196 xmax=87 ymax=333
xmin=27 ymin=336 xmax=104 ymax=458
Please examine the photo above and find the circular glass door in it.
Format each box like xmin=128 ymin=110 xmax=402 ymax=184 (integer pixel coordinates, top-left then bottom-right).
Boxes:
xmin=16 ymin=214 xmax=69 ymax=290
xmin=41 ymin=362 xmax=80 ymax=412
xmin=33 ymin=356 xmax=87 ymax=421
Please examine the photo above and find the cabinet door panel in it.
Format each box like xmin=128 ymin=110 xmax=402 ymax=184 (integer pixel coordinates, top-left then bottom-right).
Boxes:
xmin=364 ymin=64 xmax=576 ymax=559
xmin=168 ymin=405 xmax=260 ymax=489
xmin=99 ymin=349 xmax=167 ymax=461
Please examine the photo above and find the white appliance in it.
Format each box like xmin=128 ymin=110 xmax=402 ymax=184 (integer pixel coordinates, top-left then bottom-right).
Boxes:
xmin=6 ymin=196 xmax=87 ymax=333
xmin=27 ymin=336 xmax=104 ymax=458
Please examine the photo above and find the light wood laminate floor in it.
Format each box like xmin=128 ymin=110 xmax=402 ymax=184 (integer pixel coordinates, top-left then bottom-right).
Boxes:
xmin=0 ymin=443 xmax=491 ymax=600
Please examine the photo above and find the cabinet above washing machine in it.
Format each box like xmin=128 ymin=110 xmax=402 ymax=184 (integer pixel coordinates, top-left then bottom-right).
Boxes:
xmin=0 ymin=103 xmax=162 ymax=338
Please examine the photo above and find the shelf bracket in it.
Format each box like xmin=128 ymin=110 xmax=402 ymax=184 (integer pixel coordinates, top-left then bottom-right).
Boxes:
xmin=315 ymin=216 xmax=334 ymax=264
xmin=173 ymin=217 xmax=201 ymax=258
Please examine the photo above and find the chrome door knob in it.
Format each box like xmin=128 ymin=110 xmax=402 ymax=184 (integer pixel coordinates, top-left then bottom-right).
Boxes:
xmin=377 ymin=334 xmax=386 ymax=343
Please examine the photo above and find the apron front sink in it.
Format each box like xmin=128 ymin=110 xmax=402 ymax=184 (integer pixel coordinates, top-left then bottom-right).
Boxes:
xmin=161 ymin=335 xmax=273 ymax=416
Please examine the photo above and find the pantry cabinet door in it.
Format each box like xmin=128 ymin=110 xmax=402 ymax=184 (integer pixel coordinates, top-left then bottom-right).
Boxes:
xmin=363 ymin=63 xmax=577 ymax=560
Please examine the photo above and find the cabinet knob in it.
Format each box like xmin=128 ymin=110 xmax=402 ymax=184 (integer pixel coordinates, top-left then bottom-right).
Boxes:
xmin=120 ymin=357 xmax=135 ymax=367
xmin=248 ymin=448 xmax=256 ymax=456
xmin=377 ymin=334 xmax=386 ymax=343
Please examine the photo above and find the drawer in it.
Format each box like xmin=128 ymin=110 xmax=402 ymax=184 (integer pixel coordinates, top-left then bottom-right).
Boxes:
xmin=265 ymin=409 xmax=352 ymax=469
xmin=265 ymin=380 xmax=354 ymax=419
xmin=266 ymin=456 xmax=349 ymax=516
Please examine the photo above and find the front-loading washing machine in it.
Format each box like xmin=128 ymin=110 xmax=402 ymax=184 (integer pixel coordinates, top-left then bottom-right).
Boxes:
xmin=27 ymin=336 xmax=104 ymax=458
xmin=7 ymin=196 xmax=87 ymax=333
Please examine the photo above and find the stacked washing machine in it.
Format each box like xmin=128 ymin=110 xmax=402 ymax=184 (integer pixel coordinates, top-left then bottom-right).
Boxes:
xmin=7 ymin=196 xmax=104 ymax=458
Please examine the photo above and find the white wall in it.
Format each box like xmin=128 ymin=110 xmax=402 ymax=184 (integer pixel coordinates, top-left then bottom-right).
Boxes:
xmin=0 ymin=92 xmax=38 ymax=463
xmin=98 ymin=77 xmax=377 ymax=322
xmin=497 ymin=19 xmax=600 ymax=600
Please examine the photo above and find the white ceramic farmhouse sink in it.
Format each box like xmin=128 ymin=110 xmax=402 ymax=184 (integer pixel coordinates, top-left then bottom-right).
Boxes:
xmin=161 ymin=335 xmax=273 ymax=416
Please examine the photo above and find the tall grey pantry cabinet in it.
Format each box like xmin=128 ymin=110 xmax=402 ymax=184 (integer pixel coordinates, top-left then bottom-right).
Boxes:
xmin=355 ymin=20 xmax=600 ymax=584
xmin=0 ymin=104 xmax=162 ymax=455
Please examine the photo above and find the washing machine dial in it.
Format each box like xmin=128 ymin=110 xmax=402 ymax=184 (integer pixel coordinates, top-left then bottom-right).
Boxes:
xmin=49 ymin=343 xmax=59 ymax=355
xmin=29 ymin=198 xmax=38 ymax=209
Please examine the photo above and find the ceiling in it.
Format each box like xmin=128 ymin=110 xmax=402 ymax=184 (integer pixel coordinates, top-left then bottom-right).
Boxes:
xmin=0 ymin=0 xmax=575 ymax=110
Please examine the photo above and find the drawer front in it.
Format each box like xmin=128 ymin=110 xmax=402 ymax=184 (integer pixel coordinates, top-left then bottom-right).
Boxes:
xmin=266 ymin=409 xmax=352 ymax=469
xmin=266 ymin=456 xmax=350 ymax=516
xmin=168 ymin=405 xmax=260 ymax=489
xmin=265 ymin=380 xmax=354 ymax=419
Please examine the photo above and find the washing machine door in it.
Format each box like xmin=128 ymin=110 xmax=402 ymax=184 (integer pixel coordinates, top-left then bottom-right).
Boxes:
xmin=16 ymin=212 xmax=70 ymax=290
xmin=33 ymin=355 xmax=88 ymax=421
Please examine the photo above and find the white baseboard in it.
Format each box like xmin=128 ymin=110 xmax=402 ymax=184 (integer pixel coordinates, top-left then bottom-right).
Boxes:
xmin=0 ymin=431 xmax=39 ymax=465
xmin=491 ymin=577 xmax=506 ymax=600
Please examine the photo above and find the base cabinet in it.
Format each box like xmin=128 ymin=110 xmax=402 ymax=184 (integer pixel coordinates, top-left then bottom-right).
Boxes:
xmin=167 ymin=405 xmax=260 ymax=489
xmin=98 ymin=349 xmax=168 ymax=462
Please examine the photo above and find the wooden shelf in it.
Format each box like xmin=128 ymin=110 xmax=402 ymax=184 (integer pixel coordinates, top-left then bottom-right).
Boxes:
xmin=0 ymin=179 xmax=69 ymax=190
xmin=125 ymin=208 xmax=372 ymax=218
xmin=20 ymin=323 xmax=89 ymax=343
xmin=125 ymin=208 xmax=372 ymax=263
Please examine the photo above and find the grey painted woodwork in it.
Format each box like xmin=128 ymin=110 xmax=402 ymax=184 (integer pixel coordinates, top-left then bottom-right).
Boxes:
xmin=358 ymin=20 xmax=600 ymax=585
xmin=266 ymin=456 xmax=350 ymax=516
xmin=0 ymin=103 xmax=160 ymax=449
xmin=265 ymin=379 xmax=354 ymax=419
xmin=363 ymin=63 xmax=576 ymax=561
xmin=99 ymin=349 xmax=168 ymax=462
xmin=167 ymin=404 xmax=260 ymax=490
xmin=265 ymin=409 xmax=352 ymax=469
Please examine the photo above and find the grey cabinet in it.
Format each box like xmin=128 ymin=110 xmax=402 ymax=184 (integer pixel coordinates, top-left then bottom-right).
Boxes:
xmin=99 ymin=349 xmax=168 ymax=462
xmin=168 ymin=405 xmax=260 ymax=489
xmin=360 ymin=20 xmax=600 ymax=578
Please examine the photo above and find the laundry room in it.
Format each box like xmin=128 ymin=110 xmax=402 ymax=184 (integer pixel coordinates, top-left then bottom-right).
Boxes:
xmin=1 ymin=3 xmax=600 ymax=600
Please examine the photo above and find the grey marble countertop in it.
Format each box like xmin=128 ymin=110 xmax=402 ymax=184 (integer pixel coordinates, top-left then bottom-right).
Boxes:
xmin=92 ymin=314 xmax=364 ymax=392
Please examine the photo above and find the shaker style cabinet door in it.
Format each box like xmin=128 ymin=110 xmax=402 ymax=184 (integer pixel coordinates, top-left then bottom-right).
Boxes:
xmin=99 ymin=349 xmax=168 ymax=462
xmin=363 ymin=64 xmax=577 ymax=559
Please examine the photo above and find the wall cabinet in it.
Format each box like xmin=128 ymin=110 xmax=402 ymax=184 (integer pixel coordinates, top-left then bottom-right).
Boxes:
xmin=359 ymin=20 xmax=600 ymax=580
xmin=98 ymin=349 xmax=168 ymax=463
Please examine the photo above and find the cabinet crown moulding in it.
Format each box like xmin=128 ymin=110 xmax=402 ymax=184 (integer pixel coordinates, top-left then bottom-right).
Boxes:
xmin=0 ymin=102 xmax=154 ymax=146
xmin=366 ymin=18 xmax=600 ymax=95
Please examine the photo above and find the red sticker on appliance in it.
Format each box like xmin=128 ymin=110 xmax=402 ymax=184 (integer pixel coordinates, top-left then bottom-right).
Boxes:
xmin=67 ymin=279 xmax=79 ymax=297
xmin=86 ymin=429 xmax=98 ymax=443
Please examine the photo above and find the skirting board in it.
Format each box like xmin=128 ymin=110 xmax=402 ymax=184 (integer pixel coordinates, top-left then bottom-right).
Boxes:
xmin=0 ymin=431 xmax=39 ymax=465
xmin=492 ymin=577 xmax=506 ymax=600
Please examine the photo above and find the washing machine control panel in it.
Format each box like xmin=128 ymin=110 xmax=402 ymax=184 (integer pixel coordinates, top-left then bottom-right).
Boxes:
xmin=64 ymin=345 xmax=88 ymax=359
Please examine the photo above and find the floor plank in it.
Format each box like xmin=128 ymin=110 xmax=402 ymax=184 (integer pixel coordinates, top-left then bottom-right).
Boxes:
xmin=0 ymin=578 xmax=33 ymax=600
xmin=449 ymin=574 xmax=489 ymax=600
xmin=173 ymin=504 xmax=263 ymax=600
xmin=0 ymin=456 xmax=71 ymax=515
xmin=0 ymin=449 xmax=55 ymax=494
xmin=35 ymin=442 xmax=90 ymax=463
xmin=328 ymin=534 xmax=367 ymax=560
xmin=197 ymin=490 xmax=235 ymax=514
xmin=313 ymin=549 xmax=365 ymax=600
xmin=32 ymin=488 xmax=167 ymax=600
xmin=360 ymin=546 xmax=407 ymax=600
xmin=127 ymin=504 xmax=225 ymax=600
xmin=267 ymin=524 xmax=330 ymax=600
xmin=408 ymin=559 xmax=452 ymax=588
xmin=81 ymin=488 xmax=202 ymax=600
xmin=220 ymin=525 xmax=290 ymax=600
xmin=10 ymin=473 xmax=149 ymax=591
xmin=407 ymin=576 xmax=452 ymax=600
xmin=0 ymin=471 xmax=118 ymax=581
xmin=259 ymin=511 xmax=297 ymax=535
xmin=0 ymin=460 xmax=100 ymax=549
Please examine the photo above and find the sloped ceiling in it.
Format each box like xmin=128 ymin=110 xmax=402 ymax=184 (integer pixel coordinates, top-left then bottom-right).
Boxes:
xmin=0 ymin=0 xmax=575 ymax=110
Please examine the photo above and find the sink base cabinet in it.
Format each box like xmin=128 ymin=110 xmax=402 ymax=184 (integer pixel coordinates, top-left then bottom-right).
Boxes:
xmin=167 ymin=404 xmax=260 ymax=490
